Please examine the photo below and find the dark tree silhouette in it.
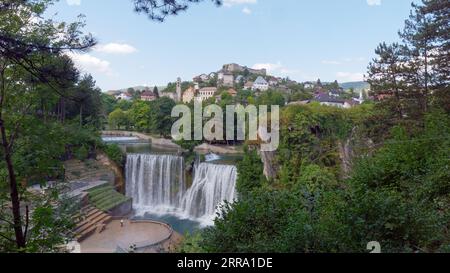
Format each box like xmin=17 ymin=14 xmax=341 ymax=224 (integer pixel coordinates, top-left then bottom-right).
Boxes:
xmin=0 ymin=0 xmax=96 ymax=249
xmin=133 ymin=0 xmax=221 ymax=21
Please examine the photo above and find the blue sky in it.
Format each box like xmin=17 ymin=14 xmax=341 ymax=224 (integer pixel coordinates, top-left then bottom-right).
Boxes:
xmin=50 ymin=0 xmax=416 ymax=91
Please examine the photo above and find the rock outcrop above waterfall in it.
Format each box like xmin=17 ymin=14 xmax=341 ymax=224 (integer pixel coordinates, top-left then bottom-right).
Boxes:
xmin=259 ymin=150 xmax=278 ymax=180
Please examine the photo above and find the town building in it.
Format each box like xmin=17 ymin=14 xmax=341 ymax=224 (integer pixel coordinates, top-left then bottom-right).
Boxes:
xmin=196 ymin=87 xmax=217 ymax=102
xmin=182 ymin=86 xmax=196 ymax=103
xmin=329 ymin=89 xmax=342 ymax=98
xmin=115 ymin=93 xmax=132 ymax=101
xmin=243 ymin=81 xmax=254 ymax=90
xmin=193 ymin=74 xmax=209 ymax=83
xmin=314 ymin=93 xmax=346 ymax=108
xmin=140 ymin=91 xmax=157 ymax=102
xmin=252 ymin=76 xmax=269 ymax=91
xmin=221 ymin=73 xmax=234 ymax=87
xmin=227 ymin=88 xmax=238 ymax=97
xmin=303 ymin=82 xmax=315 ymax=89
xmin=268 ymin=77 xmax=279 ymax=86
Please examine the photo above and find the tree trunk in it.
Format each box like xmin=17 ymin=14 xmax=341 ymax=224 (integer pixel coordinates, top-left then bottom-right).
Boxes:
xmin=423 ymin=47 xmax=429 ymax=113
xmin=0 ymin=119 xmax=26 ymax=249
xmin=80 ymin=103 xmax=83 ymax=127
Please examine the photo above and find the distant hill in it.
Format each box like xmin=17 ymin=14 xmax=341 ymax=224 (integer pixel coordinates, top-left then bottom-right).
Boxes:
xmin=117 ymin=85 xmax=166 ymax=92
xmin=339 ymin=81 xmax=370 ymax=91
xmin=104 ymin=85 xmax=167 ymax=94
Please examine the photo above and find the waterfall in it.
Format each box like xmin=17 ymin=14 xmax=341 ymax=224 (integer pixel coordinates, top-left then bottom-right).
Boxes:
xmin=126 ymin=154 xmax=237 ymax=224
xmin=205 ymin=153 xmax=221 ymax=162
xmin=126 ymin=154 xmax=185 ymax=211
xmin=182 ymin=163 xmax=237 ymax=221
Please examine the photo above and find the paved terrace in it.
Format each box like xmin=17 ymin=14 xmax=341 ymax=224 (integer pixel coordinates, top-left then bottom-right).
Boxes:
xmin=80 ymin=219 xmax=181 ymax=253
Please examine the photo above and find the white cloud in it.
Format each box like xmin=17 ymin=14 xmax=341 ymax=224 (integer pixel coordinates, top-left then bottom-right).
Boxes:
xmin=336 ymin=72 xmax=365 ymax=82
xmin=223 ymin=0 xmax=257 ymax=7
xmin=252 ymin=62 xmax=304 ymax=78
xmin=252 ymin=62 xmax=283 ymax=73
xmin=66 ymin=0 xmax=81 ymax=6
xmin=94 ymin=43 xmax=137 ymax=54
xmin=67 ymin=52 xmax=113 ymax=76
xmin=367 ymin=0 xmax=381 ymax=6
xmin=242 ymin=7 xmax=252 ymax=14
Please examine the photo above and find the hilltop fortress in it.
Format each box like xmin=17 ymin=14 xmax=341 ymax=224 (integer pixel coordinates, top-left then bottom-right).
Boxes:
xmin=222 ymin=63 xmax=266 ymax=76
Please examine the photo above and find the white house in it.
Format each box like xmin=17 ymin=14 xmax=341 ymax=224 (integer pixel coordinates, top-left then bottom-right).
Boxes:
xmin=115 ymin=93 xmax=132 ymax=101
xmin=252 ymin=76 xmax=269 ymax=91
xmin=303 ymin=82 xmax=315 ymax=89
xmin=268 ymin=78 xmax=279 ymax=86
xmin=195 ymin=87 xmax=217 ymax=102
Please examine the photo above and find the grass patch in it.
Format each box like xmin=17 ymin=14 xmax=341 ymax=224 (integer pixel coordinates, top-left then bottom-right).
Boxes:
xmin=87 ymin=184 xmax=131 ymax=212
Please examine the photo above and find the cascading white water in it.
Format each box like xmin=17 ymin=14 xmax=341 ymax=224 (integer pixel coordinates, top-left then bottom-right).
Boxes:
xmin=126 ymin=154 xmax=185 ymax=211
xmin=205 ymin=153 xmax=221 ymax=162
xmin=126 ymin=154 xmax=237 ymax=224
xmin=181 ymin=163 xmax=237 ymax=220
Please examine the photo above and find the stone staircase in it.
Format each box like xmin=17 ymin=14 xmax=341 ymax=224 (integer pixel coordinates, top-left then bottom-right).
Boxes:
xmin=74 ymin=205 xmax=112 ymax=242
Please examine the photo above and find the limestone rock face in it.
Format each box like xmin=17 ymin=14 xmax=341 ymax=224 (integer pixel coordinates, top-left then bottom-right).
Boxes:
xmin=260 ymin=150 xmax=278 ymax=180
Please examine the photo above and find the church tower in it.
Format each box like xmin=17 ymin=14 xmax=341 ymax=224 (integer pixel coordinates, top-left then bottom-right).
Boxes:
xmin=176 ymin=77 xmax=182 ymax=102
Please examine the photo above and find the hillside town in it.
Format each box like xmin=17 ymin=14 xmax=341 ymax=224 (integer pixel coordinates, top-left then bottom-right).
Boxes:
xmin=107 ymin=63 xmax=371 ymax=109
xmin=1 ymin=0 xmax=448 ymax=257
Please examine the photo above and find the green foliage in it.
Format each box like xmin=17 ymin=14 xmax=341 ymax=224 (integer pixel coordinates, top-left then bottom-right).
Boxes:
xmin=102 ymin=144 xmax=125 ymax=167
xmin=115 ymin=100 xmax=133 ymax=111
xmin=101 ymin=93 xmax=117 ymax=116
xmin=257 ymin=90 xmax=286 ymax=108
xmin=203 ymin=109 xmax=450 ymax=253
xmin=147 ymin=97 xmax=176 ymax=137
xmin=236 ymin=148 xmax=266 ymax=196
xmin=202 ymin=188 xmax=348 ymax=253
xmin=129 ymin=100 xmax=151 ymax=132
xmin=108 ymin=109 xmax=130 ymax=130
xmin=73 ymin=146 xmax=89 ymax=161
xmin=113 ymin=97 xmax=176 ymax=137
xmin=295 ymin=165 xmax=337 ymax=194
xmin=178 ymin=232 xmax=206 ymax=253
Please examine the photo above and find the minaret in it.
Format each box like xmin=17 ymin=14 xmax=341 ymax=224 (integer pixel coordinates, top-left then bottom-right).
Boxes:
xmin=359 ymin=89 xmax=365 ymax=102
xmin=176 ymin=77 xmax=182 ymax=102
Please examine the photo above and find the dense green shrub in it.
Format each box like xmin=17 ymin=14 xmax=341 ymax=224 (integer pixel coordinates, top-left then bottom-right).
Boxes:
xmin=236 ymin=148 xmax=266 ymax=196
xmin=200 ymin=109 xmax=450 ymax=253
xmin=103 ymin=144 xmax=125 ymax=167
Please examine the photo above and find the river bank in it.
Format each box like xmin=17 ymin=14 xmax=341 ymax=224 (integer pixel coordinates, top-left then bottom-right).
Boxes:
xmin=101 ymin=130 xmax=244 ymax=155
